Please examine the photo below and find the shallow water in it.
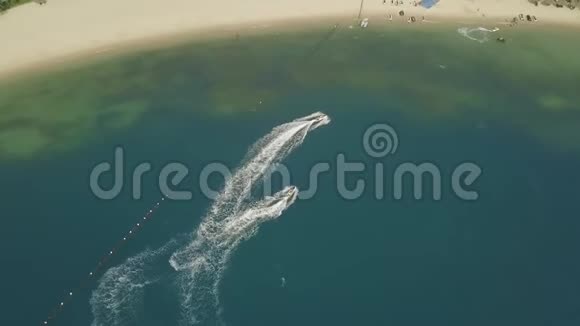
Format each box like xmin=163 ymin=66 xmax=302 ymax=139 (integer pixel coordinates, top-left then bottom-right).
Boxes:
xmin=1 ymin=23 xmax=580 ymax=160
xmin=0 ymin=22 xmax=579 ymax=326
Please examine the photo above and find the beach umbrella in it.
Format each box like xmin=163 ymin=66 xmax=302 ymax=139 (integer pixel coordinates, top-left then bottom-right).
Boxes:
xmin=420 ymin=0 xmax=440 ymax=9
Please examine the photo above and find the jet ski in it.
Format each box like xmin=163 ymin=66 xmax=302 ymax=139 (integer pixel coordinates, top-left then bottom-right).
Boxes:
xmin=293 ymin=112 xmax=331 ymax=131
xmin=267 ymin=186 xmax=298 ymax=207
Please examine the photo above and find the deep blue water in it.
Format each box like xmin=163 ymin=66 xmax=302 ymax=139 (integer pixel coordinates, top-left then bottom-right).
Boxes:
xmin=1 ymin=95 xmax=579 ymax=326
xmin=1 ymin=25 xmax=580 ymax=326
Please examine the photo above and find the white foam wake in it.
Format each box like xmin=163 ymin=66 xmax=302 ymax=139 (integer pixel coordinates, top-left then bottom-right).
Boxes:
xmin=90 ymin=239 xmax=182 ymax=326
xmin=170 ymin=112 xmax=330 ymax=270
xmin=169 ymin=112 xmax=329 ymax=325
xmin=90 ymin=112 xmax=330 ymax=326
xmin=169 ymin=112 xmax=329 ymax=271
xmin=209 ymin=112 xmax=330 ymax=218
xmin=173 ymin=187 xmax=298 ymax=325
xmin=457 ymin=27 xmax=500 ymax=43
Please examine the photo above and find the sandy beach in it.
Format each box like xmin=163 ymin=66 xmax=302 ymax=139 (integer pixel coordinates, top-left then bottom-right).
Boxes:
xmin=0 ymin=0 xmax=579 ymax=78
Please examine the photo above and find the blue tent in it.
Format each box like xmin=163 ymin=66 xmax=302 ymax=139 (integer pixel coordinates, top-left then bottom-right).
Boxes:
xmin=421 ymin=0 xmax=440 ymax=8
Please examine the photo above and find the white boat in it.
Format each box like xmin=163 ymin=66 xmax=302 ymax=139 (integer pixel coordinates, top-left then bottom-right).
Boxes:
xmin=360 ymin=18 xmax=369 ymax=28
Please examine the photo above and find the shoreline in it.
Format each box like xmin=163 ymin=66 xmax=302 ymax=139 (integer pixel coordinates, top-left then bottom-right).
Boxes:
xmin=1 ymin=0 xmax=580 ymax=80
xmin=0 ymin=16 xmax=350 ymax=83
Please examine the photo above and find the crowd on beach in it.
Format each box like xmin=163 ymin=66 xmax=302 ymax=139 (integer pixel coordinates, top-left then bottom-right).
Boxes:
xmin=363 ymin=0 xmax=556 ymax=44
xmin=528 ymin=0 xmax=579 ymax=10
xmin=373 ymin=0 xmax=557 ymax=27
xmin=507 ymin=13 xmax=539 ymax=27
xmin=382 ymin=0 xmax=426 ymax=24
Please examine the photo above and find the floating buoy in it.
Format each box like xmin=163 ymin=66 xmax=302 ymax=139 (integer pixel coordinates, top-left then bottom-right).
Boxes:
xmin=42 ymin=197 xmax=167 ymax=325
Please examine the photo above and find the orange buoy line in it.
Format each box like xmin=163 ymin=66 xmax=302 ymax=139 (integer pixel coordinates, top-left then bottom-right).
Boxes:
xmin=42 ymin=197 xmax=167 ymax=325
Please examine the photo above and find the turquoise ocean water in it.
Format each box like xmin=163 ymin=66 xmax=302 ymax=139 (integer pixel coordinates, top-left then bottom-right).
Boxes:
xmin=0 ymin=22 xmax=579 ymax=326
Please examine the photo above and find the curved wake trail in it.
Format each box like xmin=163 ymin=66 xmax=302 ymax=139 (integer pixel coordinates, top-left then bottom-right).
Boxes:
xmin=170 ymin=112 xmax=329 ymax=325
xmin=90 ymin=239 xmax=183 ymax=326
xmin=174 ymin=187 xmax=298 ymax=325
xmin=170 ymin=112 xmax=329 ymax=271
xmin=90 ymin=112 xmax=330 ymax=326
xmin=457 ymin=27 xmax=500 ymax=43
xmin=210 ymin=113 xmax=329 ymax=218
